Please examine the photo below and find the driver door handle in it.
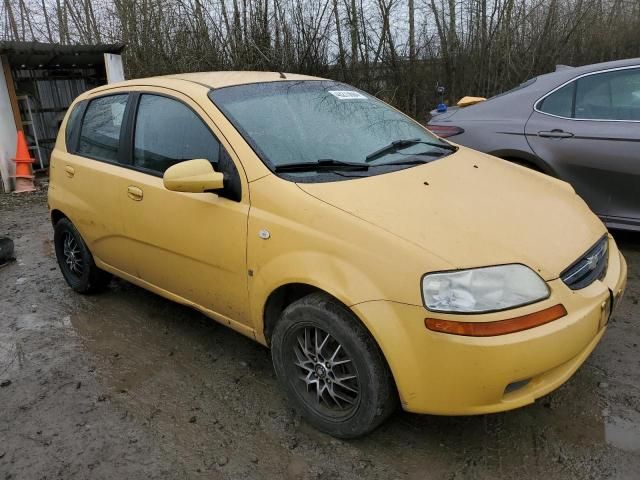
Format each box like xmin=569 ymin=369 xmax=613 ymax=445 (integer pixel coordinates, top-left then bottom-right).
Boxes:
xmin=127 ymin=185 xmax=143 ymax=201
xmin=538 ymin=129 xmax=574 ymax=139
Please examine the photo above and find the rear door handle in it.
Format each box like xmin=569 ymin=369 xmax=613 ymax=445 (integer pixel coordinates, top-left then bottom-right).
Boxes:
xmin=538 ymin=129 xmax=574 ymax=139
xmin=127 ymin=186 xmax=143 ymax=201
xmin=64 ymin=165 xmax=75 ymax=178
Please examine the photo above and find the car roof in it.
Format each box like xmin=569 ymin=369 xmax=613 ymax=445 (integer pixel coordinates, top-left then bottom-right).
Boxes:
xmin=86 ymin=71 xmax=325 ymax=97
xmin=536 ymin=57 xmax=640 ymax=86
xmin=560 ymin=57 xmax=640 ymax=75
xmin=166 ymin=71 xmax=324 ymax=88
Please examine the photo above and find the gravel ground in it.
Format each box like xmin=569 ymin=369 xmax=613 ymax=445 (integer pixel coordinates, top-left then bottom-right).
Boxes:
xmin=1 ymin=185 xmax=639 ymax=479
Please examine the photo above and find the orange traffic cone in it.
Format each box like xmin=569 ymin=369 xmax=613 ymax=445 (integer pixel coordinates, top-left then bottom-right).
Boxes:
xmin=12 ymin=131 xmax=36 ymax=193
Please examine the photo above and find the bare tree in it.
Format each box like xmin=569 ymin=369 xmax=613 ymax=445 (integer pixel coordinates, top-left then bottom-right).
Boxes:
xmin=1 ymin=0 xmax=639 ymax=119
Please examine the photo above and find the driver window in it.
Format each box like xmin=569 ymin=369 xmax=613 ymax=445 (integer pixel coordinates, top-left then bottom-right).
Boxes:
xmin=133 ymin=94 xmax=221 ymax=173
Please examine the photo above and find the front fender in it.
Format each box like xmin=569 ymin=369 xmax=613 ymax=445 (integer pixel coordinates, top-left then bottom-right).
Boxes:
xmin=246 ymin=175 xmax=448 ymax=341
xmin=248 ymin=249 xmax=386 ymax=342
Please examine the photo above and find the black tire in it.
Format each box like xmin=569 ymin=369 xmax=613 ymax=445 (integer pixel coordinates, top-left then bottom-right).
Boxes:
xmin=0 ymin=237 xmax=15 ymax=266
xmin=53 ymin=218 xmax=111 ymax=293
xmin=271 ymin=292 xmax=397 ymax=438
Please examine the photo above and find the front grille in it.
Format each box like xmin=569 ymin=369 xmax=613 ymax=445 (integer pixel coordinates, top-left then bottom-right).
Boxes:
xmin=561 ymin=236 xmax=609 ymax=290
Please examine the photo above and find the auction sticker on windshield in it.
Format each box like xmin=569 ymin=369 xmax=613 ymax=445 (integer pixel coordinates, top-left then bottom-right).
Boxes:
xmin=328 ymin=90 xmax=367 ymax=100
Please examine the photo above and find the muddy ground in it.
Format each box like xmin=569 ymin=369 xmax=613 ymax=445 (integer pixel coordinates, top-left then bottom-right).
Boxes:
xmin=1 ymin=185 xmax=639 ymax=480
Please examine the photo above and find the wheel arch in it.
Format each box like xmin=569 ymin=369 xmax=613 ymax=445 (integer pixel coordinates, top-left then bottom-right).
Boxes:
xmin=51 ymin=209 xmax=68 ymax=226
xmin=263 ymin=283 xmax=339 ymax=346
xmin=490 ymin=149 xmax=556 ymax=176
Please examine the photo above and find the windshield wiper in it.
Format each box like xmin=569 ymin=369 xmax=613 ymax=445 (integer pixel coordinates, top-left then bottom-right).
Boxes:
xmin=365 ymin=138 xmax=457 ymax=162
xmin=370 ymin=158 xmax=431 ymax=167
xmin=274 ymin=158 xmax=369 ymax=173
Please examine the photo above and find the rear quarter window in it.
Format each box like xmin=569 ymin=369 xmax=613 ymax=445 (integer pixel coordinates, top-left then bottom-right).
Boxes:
xmin=538 ymin=82 xmax=575 ymax=117
xmin=64 ymin=102 xmax=84 ymax=153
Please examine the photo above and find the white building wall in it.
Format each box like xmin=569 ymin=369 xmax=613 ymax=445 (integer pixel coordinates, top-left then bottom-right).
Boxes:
xmin=0 ymin=63 xmax=17 ymax=192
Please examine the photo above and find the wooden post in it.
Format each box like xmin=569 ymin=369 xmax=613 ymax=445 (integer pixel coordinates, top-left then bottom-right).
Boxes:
xmin=1 ymin=55 xmax=22 ymax=130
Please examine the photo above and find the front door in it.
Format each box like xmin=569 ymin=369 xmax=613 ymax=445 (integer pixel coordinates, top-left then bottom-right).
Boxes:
xmin=525 ymin=66 xmax=640 ymax=225
xmin=119 ymin=90 xmax=251 ymax=325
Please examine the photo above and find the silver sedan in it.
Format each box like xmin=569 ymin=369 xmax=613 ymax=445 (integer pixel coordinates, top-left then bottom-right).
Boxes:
xmin=428 ymin=58 xmax=640 ymax=232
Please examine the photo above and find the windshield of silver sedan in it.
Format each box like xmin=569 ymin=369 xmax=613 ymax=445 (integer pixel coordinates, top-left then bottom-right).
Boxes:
xmin=209 ymin=81 xmax=455 ymax=180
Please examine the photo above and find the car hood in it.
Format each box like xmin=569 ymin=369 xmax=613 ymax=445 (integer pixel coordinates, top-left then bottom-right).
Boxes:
xmin=296 ymin=150 xmax=606 ymax=280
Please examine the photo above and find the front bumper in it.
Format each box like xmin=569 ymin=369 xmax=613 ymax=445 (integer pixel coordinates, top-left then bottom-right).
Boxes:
xmin=353 ymin=235 xmax=627 ymax=415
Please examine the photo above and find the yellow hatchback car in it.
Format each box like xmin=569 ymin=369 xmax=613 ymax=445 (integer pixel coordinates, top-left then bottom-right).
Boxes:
xmin=48 ymin=72 xmax=627 ymax=438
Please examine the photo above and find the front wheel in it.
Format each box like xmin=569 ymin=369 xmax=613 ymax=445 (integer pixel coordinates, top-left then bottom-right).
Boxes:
xmin=53 ymin=218 xmax=111 ymax=293
xmin=271 ymin=293 xmax=397 ymax=438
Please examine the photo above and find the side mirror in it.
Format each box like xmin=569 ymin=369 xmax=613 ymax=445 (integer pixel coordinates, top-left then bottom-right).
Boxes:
xmin=163 ymin=159 xmax=224 ymax=193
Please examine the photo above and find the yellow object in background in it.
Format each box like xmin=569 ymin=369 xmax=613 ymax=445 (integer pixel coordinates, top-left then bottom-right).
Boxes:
xmin=457 ymin=96 xmax=487 ymax=107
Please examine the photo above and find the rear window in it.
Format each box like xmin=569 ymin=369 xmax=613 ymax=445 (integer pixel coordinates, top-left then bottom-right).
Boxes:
xmin=78 ymin=95 xmax=128 ymax=162
xmin=489 ymin=77 xmax=537 ymax=100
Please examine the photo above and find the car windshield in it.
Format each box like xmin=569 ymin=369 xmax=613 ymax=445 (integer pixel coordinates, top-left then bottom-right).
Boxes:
xmin=209 ymin=80 xmax=451 ymax=178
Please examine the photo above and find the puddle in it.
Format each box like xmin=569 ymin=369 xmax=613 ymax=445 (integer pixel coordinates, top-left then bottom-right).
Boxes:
xmin=68 ymin=281 xmax=268 ymax=400
xmin=11 ymin=312 xmax=69 ymax=331
xmin=605 ymin=415 xmax=640 ymax=452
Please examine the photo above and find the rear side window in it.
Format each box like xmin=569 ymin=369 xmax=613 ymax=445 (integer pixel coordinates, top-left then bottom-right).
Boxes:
xmin=575 ymin=68 xmax=640 ymax=120
xmin=78 ymin=95 xmax=128 ymax=162
xmin=133 ymin=94 xmax=220 ymax=174
xmin=538 ymin=82 xmax=575 ymax=118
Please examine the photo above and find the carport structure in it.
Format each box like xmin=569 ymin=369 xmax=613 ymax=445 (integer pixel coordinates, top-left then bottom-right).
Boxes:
xmin=0 ymin=41 xmax=125 ymax=192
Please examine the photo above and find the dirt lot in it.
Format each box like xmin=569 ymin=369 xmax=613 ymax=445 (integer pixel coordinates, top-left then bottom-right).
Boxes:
xmin=1 ymin=186 xmax=639 ymax=480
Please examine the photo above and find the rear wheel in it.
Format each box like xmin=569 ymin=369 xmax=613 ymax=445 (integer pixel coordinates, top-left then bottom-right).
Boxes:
xmin=271 ymin=293 xmax=397 ymax=438
xmin=54 ymin=218 xmax=111 ymax=293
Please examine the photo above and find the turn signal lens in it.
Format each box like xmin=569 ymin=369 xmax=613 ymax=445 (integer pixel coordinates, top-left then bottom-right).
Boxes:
xmin=427 ymin=125 xmax=465 ymax=138
xmin=425 ymin=304 xmax=567 ymax=337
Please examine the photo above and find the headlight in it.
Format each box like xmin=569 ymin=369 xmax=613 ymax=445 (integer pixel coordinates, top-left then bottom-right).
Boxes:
xmin=422 ymin=264 xmax=549 ymax=313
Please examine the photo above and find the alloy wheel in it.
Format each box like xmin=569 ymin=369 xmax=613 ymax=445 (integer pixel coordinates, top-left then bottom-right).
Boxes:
xmin=62 ymin=232 xmax=84 ymax=277
xmin=291 ymin=326 xmax=360 ymax=418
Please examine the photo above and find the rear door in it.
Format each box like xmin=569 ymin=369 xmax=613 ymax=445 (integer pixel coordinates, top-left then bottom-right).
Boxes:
xmin=117 ymin=89 xmax=251 ymax=326
xmin=52 ymin=93 xmax=133 ymax=272
xmin=525 ymin=66 xmax=640 ymax=223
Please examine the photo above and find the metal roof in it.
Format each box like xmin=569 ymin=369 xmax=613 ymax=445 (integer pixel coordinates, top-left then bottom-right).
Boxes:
xmin=0 ymin=41 xmax=125 ymax=68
